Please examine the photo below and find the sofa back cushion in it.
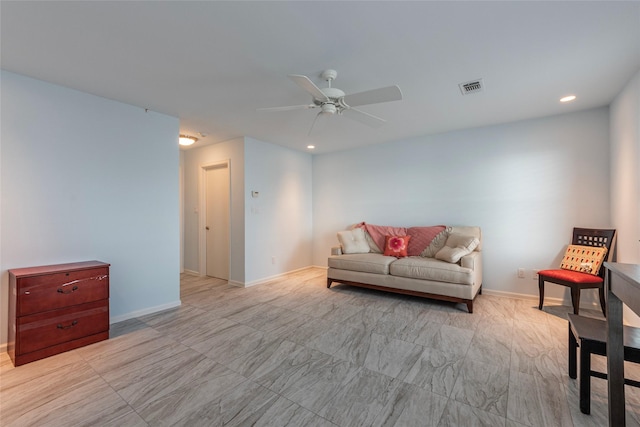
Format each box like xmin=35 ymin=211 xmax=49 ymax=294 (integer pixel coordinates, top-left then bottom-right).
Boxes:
xmin=450 ymin=226 xmax=482 ymax=251
xmin=407 ymin=226 xmax=446 ymax=256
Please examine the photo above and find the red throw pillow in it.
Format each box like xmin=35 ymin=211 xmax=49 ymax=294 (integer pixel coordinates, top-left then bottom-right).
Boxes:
xmin=384 ymin=235 xmax=411 ymax=257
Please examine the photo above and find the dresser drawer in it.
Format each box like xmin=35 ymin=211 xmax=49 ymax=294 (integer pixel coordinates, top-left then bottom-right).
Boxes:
xmin=17 ymin=300 xmax=109 ymax=355
xmin=17 ymin=267 xmax=109 ymax=316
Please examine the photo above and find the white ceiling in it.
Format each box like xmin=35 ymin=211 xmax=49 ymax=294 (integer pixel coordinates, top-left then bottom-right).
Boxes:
xmin=2 ymin=1 xmax=639 ymax=154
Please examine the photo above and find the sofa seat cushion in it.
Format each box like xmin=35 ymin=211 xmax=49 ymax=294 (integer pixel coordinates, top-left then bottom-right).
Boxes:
xmin=390 ymin=256 xmax=474 ymax=285
xmin=328 ymin=254 xmax=397 ymax=275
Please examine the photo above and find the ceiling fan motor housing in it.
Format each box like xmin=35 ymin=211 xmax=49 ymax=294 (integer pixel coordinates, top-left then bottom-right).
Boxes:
xmin=315 ymin=87 xmax=346 ymax=114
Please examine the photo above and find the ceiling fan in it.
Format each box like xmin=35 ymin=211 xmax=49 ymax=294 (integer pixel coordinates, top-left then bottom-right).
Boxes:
xmin=259 ymin=69 xmax=403 ymax=135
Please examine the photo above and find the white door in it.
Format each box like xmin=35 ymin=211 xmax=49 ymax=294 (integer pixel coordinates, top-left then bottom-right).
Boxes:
xmin=205 ymin=164 xmax=230 ymax=280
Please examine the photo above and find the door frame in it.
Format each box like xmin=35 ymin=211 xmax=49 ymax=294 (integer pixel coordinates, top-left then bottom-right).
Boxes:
xmin=198 ymin=159 xmax=231 ymax=277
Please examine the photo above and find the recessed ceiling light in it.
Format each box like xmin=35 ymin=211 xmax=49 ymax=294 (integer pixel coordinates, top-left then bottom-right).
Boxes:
xmin=560 ymin=95 xmax=577 ymax=103
xmin=307 ymin=145 xmax=315 ymax=150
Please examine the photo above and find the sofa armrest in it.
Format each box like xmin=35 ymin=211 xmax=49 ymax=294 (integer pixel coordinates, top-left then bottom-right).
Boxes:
xmin=461 ymin=251 xmax=481 ymax=270
xmin=331 ymin=246 xmax=343 ymax=256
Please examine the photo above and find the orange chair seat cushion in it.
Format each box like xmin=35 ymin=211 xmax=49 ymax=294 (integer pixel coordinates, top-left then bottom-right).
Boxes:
xmin=539 ymin=269 xmax=604 ymax=284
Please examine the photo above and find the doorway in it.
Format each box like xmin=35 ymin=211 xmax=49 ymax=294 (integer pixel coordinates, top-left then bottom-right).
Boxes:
xmin=200 ymin=161 xmax=230 ymax=280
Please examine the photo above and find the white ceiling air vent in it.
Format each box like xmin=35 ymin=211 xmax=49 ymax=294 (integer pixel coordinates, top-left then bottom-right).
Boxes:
xmin=459 ymin=79 xmax=484 ymax=95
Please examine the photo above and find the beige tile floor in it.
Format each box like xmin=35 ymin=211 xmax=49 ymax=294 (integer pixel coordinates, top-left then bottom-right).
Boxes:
xmin=2 ymin=267 xmax=640 ymax=426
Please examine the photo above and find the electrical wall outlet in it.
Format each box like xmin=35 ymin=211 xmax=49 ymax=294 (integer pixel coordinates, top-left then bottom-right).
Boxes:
xmin=517 ymin=268 xmax=525 ymax=278
xmin=271 ymin=256 xmax=276 ymax=265
xmin=532 ymin=269 xmax=540 ymax=280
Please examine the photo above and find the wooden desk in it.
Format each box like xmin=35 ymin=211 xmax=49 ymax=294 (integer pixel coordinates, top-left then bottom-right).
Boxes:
xmin=605 ymin=262 xmax=640 ymax=426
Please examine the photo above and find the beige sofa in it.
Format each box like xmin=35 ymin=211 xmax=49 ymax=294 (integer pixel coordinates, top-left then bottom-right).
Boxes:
xmin=327 ymin=226 xmax=483 ymax=313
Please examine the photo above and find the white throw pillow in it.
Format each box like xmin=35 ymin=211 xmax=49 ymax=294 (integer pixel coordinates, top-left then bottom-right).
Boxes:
xmin=337 ymin=228 xmax=370 ymax=254
xmin=445 ymin=233 xmax=480 ymax=251
xmin=435 ymin=233 xmax=480 ymax=263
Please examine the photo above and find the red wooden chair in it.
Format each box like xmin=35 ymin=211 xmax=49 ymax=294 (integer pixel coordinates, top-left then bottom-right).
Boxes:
xmin=538 ymin=228 xmax=616 ymax=316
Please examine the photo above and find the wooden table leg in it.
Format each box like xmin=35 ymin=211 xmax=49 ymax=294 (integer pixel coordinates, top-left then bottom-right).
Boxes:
xmin=580 ymin=338 xmax=592 ymax=414
xmin=607 ymin=280 xmax=625 ymax=426
xmin=569 ymin=323 xmax=577 ymax=379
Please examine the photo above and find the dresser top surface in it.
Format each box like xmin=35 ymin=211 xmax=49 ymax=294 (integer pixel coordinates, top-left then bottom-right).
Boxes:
xmin=9 ymin=261 xmax=110 ymax=278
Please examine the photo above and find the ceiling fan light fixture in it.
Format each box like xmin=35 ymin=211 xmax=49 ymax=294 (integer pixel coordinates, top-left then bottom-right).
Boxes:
xmin=560 ymin=95 xmax=576 ymax=103
xmin=179 ymin=134 xmax=198 ymax=146
xmin=321 ymin=103 xmax=337 ymax=115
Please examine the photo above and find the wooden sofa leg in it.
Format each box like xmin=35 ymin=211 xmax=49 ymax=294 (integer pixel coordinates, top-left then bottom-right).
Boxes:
xmin=327 ymin=278 xmax=333 ymax=289
xmin=466 ymin=301 xmax=473 ymax=314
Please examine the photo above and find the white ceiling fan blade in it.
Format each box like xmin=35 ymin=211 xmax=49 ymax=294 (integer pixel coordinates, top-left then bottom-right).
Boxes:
xmin=342 ymin=108 xmax=386 ymax=128
xmin=288 ymin=75 xmax=329 ymax=102
xmin=342 ymin=85 xmax=402 ymax=107
xmin=258 ymin=104 xmax=316 ymax=112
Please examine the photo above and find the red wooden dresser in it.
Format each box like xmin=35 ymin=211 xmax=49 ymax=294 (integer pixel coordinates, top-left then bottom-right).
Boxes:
xmin=7 ymin=261 xmax=110 ymax=366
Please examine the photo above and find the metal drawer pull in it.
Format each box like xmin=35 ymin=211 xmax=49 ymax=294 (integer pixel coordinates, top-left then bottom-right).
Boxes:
xmin=57 ymin=285 xmax=79 ymax=294
xmin=57 ymin=320 xmax=78 ymax=329
xmin=58 ymin=275 xmax=108 ymax=289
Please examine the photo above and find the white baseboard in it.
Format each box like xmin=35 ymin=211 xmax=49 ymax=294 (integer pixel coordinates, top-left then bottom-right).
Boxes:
xmin=480 ymin=288 xmax=602 ymax=310
xmin=228 ymin=280 xmax=245 ymax=288
xmin=109 ymin=300 xmax=182 ymax=324
xmin=0 ymin=343 xmax=6 ymax=354
xmin=481 ymin=288 xmax=545 ymax=302
xmin=240 ymin=266 xmax=318 ymax=288
xmin=180 ymin=267 xmax=320 ymax=285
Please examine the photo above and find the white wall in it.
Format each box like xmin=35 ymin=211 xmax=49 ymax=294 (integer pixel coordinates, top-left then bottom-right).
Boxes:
xmin=313 ymin=108 xmax=611 ymax=303
xmin=182 ymin=137 xmax=245 ymax=283
xmin=611 ymin=69 xmax=640 ymax=263
xmin=0 ymin=71 xmax=181 ymax=346
xmin=182 ymin=137 xmax=313 ymax=286
xmin=610 ymin=68 xmax=640 ymax=326
xmin=179 ymin=151 xmax=185 ymax=273
xmin=244 ymin=137 xmax=313 ymax=284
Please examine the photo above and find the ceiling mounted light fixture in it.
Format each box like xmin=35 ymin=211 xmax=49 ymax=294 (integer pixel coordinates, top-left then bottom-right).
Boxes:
xmin=307 ymin=145 xmax=315 ymax=150
xmin=560 ymin=95 xmax=577 ymax=103
xmin=179 ymin=134 xmax=198 ymax=146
